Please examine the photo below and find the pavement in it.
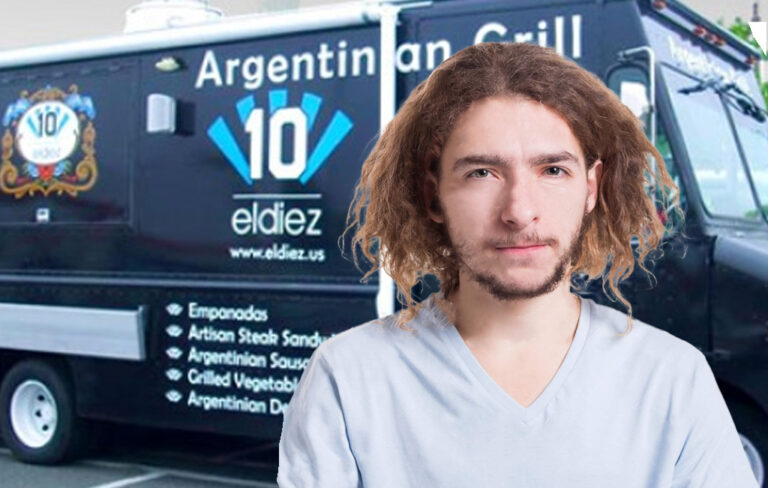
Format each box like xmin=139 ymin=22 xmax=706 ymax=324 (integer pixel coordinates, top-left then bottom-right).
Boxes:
xmin=0 ymin=424 xmax=281 ymax=488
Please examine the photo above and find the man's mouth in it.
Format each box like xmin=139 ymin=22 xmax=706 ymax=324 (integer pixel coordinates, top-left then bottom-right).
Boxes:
xmin=496 ymin=240 xmax=548 ymax=248
xmin=496 ymin=243 xmax=548 ymax=254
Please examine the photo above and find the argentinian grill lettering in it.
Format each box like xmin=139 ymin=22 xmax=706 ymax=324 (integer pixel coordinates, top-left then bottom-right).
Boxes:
xmin=194 ymin=15 xmax=583 ymax=90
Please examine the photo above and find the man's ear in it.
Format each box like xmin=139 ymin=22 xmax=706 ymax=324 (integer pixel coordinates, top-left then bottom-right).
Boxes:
xmin=586 ymin=158 xmax=603 ymax=214
xmin=424 ymin=171 xmax=444 ymax=224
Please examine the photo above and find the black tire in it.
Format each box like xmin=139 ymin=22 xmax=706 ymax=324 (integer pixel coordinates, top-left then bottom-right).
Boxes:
xmin=730 ymin=400 xmax=768 ymax=487
xmin=0 ymin=359 xmax=88 ymax=464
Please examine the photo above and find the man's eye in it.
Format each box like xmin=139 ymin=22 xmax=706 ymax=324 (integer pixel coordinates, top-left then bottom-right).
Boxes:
xmin=469 ymin=169 xmax=490 ymax=178
xmin=545 ymin=167 xmax=566 ymax=177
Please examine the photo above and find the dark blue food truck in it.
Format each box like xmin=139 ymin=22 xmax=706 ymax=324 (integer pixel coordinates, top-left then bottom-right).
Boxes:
xmin=0 ymin=0 xmax=767 ymax=483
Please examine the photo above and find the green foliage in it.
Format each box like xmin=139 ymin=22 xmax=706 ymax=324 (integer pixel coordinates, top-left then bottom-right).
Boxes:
xmin=725 ymin=16 xmax=768 ymax=106
xmin=745 ymin=205 xmax=768 ymax=220
xmin=729 ymin=16 xmax=754 ymax=45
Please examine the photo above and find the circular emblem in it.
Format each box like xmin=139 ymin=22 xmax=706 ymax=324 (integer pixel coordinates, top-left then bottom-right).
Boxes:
xmin=16 ymin=101 xmax=80 ymax=165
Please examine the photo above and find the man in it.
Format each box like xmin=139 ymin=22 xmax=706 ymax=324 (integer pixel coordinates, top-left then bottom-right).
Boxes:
xmin=277 ymin=42 xmax=758 ymax=487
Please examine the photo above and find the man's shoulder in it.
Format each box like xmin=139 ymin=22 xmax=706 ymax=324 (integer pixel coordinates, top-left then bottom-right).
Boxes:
xmin=585 ymin=297 xmax=712 ymax=417
xmin=312 ymin=302 xmax=435 ymax=368
xmin=586 ymin=297 xmax=705 ymax=366
xmin=318 ymin=314 xmax=400 ymax=353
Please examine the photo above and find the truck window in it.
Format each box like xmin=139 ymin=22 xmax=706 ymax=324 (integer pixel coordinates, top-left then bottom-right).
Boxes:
xmin=724 ymin=96 xmax=768 ymax=221
xmin=653 ymin=119 xmax=686 ymax=233
xmin=0 ymin=61 xmax=136 ymax=226
xmin=661 ymin=65 xmax=761 ymax=222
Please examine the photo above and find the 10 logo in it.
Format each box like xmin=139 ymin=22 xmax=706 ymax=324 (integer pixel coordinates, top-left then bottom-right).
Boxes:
xmin=208 ymin=89 xmax=353 ymax=186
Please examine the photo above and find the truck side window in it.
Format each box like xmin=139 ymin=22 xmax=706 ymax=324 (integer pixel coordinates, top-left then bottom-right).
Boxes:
xmin=0 ymin=64 xmax=135 ymax=226
xmin=607 ymin=65 xmax=685 ymax=235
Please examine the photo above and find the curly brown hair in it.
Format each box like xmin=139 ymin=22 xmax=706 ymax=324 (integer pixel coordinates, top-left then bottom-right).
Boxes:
xmin=340 ymin=42 xmax=683 ymax=335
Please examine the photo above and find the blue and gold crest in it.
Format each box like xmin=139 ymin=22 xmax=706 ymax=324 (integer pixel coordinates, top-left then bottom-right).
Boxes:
xmin=1 ymin=85 xmax=98 ymax=199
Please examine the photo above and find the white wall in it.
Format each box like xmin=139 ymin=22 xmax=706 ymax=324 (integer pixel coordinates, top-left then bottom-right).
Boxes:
xmin=0 ymin=0 xmax=348 ymax=50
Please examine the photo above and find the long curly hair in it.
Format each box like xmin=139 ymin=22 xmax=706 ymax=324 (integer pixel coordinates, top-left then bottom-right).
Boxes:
xmin=340 ymin=42 xmax=683 ymax=335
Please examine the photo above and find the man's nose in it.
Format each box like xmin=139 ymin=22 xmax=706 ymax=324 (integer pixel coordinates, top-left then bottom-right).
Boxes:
xmin=499 ymin=175 xmax=537 ymax=228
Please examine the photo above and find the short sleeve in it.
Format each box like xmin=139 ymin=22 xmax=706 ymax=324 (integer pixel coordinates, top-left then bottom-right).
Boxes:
xmin=671 ymin=350 xmax=759 ymax=488
xmin=277 ymin=347 xmax=362 ymax=488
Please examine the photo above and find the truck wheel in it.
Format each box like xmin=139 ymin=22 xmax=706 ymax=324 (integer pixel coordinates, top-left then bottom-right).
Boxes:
xmin=741 ymin=433 xmax=766 ymax=487
xmin=0 ymin=359 xmax=87 ymax=464
xmin=730 ymin=400 xmax=768 ymax=487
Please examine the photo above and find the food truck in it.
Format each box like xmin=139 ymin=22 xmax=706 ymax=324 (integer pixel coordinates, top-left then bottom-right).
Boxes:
xmin=0 ymin=0 xmax=767 ymax=484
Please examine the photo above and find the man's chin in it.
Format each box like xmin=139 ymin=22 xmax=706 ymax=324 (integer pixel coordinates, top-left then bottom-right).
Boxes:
xmin=482 ymin=267 xmax=555 ymax=284
xmin=470 ymin=273 xmax=564 ymax=300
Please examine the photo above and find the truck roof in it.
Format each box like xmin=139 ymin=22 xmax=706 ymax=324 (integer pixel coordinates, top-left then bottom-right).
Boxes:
xmin=0 ymin=0 xmax=759 ymax=70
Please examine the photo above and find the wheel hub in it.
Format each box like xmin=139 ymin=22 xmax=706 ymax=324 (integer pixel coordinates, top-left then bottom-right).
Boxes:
xmin=10 ymin=380 xmax=58 ymax=448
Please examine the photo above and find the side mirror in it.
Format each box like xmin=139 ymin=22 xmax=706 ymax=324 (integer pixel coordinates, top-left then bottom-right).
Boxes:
xmin=605 ymin=47 xmax=656 ymax=148
xmin=606 ymin=63 xmax=652 ymax=140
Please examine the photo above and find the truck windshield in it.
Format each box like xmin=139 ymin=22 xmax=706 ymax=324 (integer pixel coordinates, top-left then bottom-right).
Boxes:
xmin=661 ymin=65 xmax=762 ymax=222
xmin=723 ymin=95 xmax=768 ymax=220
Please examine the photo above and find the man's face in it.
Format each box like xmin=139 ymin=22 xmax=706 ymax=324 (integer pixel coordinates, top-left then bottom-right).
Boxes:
xmin=426 ymin=95 xmax=602 ymax=301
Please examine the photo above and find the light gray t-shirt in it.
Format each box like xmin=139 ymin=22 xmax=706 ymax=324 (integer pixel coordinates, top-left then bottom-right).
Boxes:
xmin=277 ymin=293 xmax=758 ymax=487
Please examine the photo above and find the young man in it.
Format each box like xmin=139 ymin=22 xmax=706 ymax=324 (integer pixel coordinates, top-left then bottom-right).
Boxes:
xmin=277 ymin=42 xmax=758 ymax=487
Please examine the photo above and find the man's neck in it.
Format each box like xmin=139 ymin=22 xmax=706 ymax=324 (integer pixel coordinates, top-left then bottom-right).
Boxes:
xmin=440 ymin=279 xmax=581 ymax=352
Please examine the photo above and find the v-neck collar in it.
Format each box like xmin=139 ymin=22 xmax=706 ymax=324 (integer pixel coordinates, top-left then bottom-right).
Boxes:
xmin=427 ymin=292 xmax=592 ymax=424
